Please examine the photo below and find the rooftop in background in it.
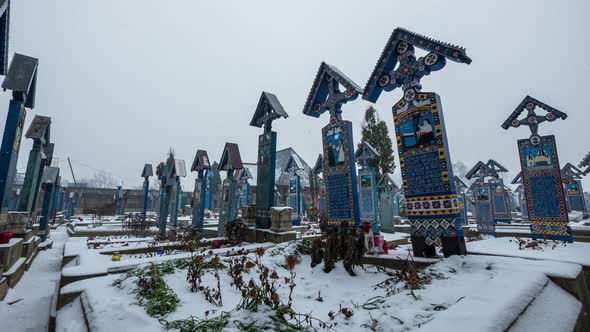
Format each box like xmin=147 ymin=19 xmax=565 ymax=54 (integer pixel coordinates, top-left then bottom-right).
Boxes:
xmin=275 ymin=147 xmax=312 ymax=188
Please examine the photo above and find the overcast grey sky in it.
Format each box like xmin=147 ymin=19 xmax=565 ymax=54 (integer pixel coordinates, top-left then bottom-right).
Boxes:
xmin=1 ymin=0 xmax=589 ymax=190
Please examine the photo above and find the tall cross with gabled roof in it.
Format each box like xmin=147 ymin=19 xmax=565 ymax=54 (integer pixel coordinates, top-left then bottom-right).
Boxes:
xmin=466 ymin=161 xmax=497 ymax=235
xmin=218 ymin=142 xmax=243 ymax=237
xmin=502 ymin=96 xmax=571 ymax=242
xmin=190 ymin=150 xmax=211 ymax=232
xmin=250 ymin=92 xmax=288 ymax=229
xmin=0 ymin=52 xmax=39 ymax=213
xmin=363 ymin=28 xmax=471 ymax=257
xmin=303 ymin=62 xmax=362 ymax=226
xmin=561 ymin=162 xmax=587 ymax=217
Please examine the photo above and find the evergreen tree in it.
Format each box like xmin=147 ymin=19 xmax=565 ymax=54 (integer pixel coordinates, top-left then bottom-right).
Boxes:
xmin=358 ymin=106 xmax=395 ymax=178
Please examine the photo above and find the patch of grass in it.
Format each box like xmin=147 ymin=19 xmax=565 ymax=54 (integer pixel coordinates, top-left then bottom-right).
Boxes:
xmin=160 ymin=306 xmax=331 ymax=332
xmin=137 ymin=264 xmax=179 ymax=317
xmin=112 ymin=262 xmax=183 ymax=317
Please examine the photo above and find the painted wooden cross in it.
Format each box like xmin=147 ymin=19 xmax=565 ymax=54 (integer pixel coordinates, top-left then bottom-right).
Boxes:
xmin=485 ymin=159 xmax=512 ymax=224
xmin=561 ymin=162 xmax=586 ymax=216
xmin=501 ymin=96 xmax=571 ymax=241
xmin=466 ymin=161 xmax=496 ymax=235
xmin=363 ymin=28 xmax=471 ymax=257
xmin=377 ymin=174 xmax=398 ymax=233
xmin=39 ymin=166 xmax=59 ymax=240
xmin=171 ymin=159 xmax=186 ymax=228
xmin=141 ymin=163 xmax=153 ymax=223
xmin=0 ymin=53 xmax=38 ymax=212
xmin=284 ymin=154 xmax=303 ymax=226
xmin=355 ymin=141 xmax=381 ymax=233
xmin=454 ymin=176 xmax=469 ymax=226
xmin=156 ymin=150 xmax=186 ymax=235
xmin=190 ymin=150 xmax=211 ymax=232
xmin=218 ymin=142 xmax=243 ymax=237
xmin=579 ymin=152 xmax=590 ymax=176
xmin=312 ymin=154 xmax=326 ymax=215
xmin=250 ymin=92 xmax=288 ymax=228
xmin=303 ymin=62 xmax=363 ymax=227
xmin=511 ymin=172 xmax=528 ymax=222
xmin=18 ymin=115 xmax=52 ymax=214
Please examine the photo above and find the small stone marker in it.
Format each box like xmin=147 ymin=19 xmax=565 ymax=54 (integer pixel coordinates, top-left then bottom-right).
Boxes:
xmin=269 ymin=207 xmax=293 ymax=233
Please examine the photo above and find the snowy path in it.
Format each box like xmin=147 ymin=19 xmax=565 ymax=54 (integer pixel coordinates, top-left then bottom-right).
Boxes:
xmin=0 ymin=228 xmax=67 ymax=332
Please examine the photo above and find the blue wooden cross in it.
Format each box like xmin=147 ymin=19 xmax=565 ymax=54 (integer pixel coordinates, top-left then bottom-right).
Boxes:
xmin=355 ymin=141 xmax=381 ymax=233
xmin=485 ymin=159 xmax=512 ymax=224
xmin=579 ymin=152 xmax=590 ymax=176
xmin=218 ymin=143 xmax=243 ymax=237
xmin=250 ymin=92 xmax=288 ymax=228
xmin=303 ymin=62 xmax=363 ymax=226
xmin=561 ymin=163 xmax=586 ymax=215
xmin=172 ymin=159 xmax=186 ymax=228
xmin=363 ymin=28 xmax=471 ymax=103
xmin=284 ymin=154 xmax=303 ymax=225
xmin=190 ymin=150 xmax=211 ymax=232
xmin=0 ymin=53 xmax=38 ymax=212
xmin=454 ymin=176 xmax=469 ymax=226
xmin=39 ymin=166 xmax=59 ymax=240
xmin=466 ymin=161 xmax=497 ymax=235
xmin=156 ymin=150 xmax=185 ymax=235
xmin=141 ymin=164 xmax=153 ymax=222
xmin=377 ymin=174 xmax=398 ymax=233
xmin=363 ymin=28 xmax=471 ymax=257
xmin=502 ymin=96 xmax=571 ymax=241
xmin=502 ymin=96 xmax=567 ymax=144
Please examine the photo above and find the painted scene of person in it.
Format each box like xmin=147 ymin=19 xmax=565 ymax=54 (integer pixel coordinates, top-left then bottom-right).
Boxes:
xmin=326 ymin=125 xmax=346 ymax=167
xmin=399 ymin=113 xmax=436 ymax=150
xmin=477 ymin=187 xmax=489 ymax=201
xmin=360 ymin=174 xmax=372 ymax=188
xmin=524 ymin=144 xmax=554 ymax=169
xmin=567 ymin=182 xmax=581 ymax=195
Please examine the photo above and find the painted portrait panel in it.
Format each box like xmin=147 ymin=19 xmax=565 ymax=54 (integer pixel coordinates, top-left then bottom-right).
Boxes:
xmin=399 ymin=113 xmax=436 ymax=150
xmin=523 ymin=144 xmax=554 ymax=170
xmin=326 ymin=125 xmax=346 ymax=167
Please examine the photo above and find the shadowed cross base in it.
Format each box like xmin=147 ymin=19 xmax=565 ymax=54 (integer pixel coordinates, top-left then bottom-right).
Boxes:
xmin=411 ymin=235 xmax=467 ymax=257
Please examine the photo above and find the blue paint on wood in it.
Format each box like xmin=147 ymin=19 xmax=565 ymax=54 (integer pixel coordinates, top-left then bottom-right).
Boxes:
xmin=0 ymin=100 xmax=26 ymax=211
xmin=394 ymin=93 xmax=464 ymax=247
xmin=517 ymin=136 xmax=572 ymax=241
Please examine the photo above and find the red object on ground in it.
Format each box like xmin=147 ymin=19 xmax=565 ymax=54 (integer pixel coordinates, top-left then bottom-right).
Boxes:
xmin=0 ymin=231 xmax=13 ymax=244
xmin=78 ymin=217 xmax=83 ymax=221
xmin=382 ymin=240 xmax=389 ymax=254
xmin=213 ymin=239 xmax=221 ymax=249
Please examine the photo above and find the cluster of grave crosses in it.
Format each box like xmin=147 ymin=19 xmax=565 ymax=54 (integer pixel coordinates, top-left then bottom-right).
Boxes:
xmin=0 ymin=10 xmax=585 ymax=258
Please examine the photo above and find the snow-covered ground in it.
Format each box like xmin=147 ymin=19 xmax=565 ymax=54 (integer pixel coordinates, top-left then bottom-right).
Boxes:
xmin=2 ymin=213 xmax=587 ymax=331
xmin=0 ymin=227 xmax=68 ymax=331
xmin=57 ymin=239 xmax=583 ymax=332
xmin=467 ymin=237 xmax=590 ymax=267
